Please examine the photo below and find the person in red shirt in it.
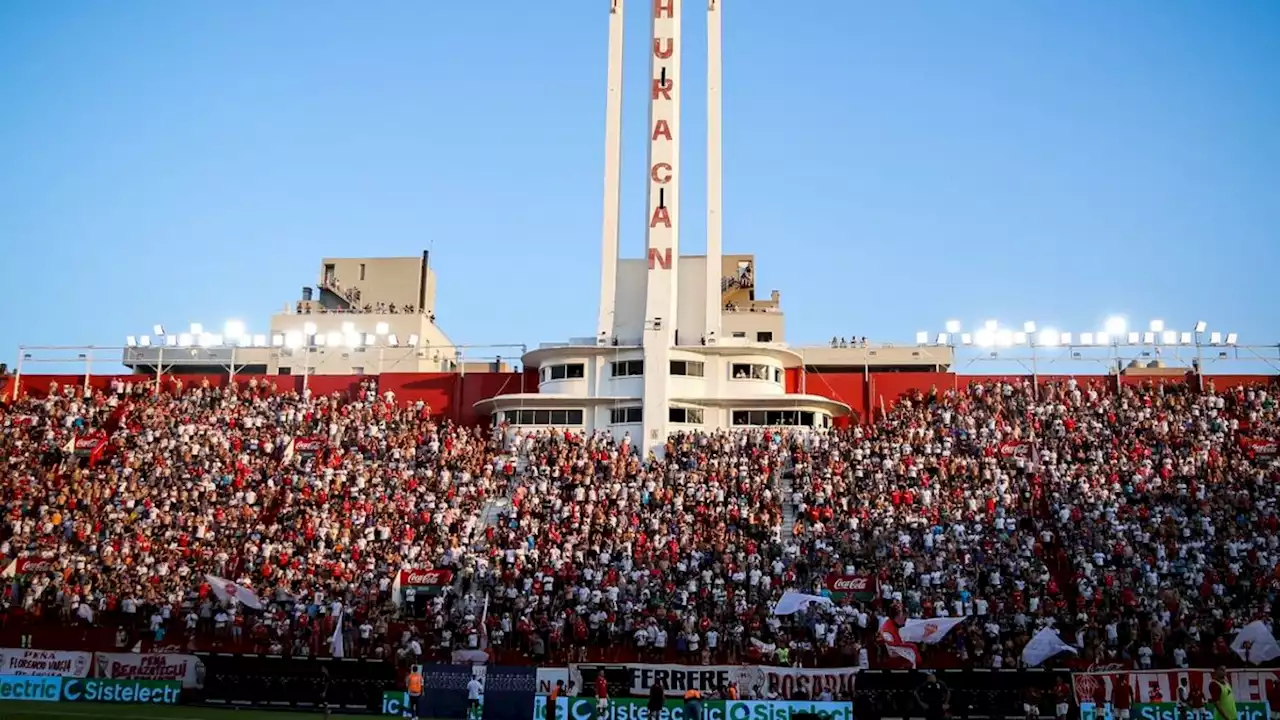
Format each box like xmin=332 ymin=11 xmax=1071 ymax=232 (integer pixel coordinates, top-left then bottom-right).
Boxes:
xmin=1113 ymin=677 xmax=1133 ymax=720
xmin=594 ymin=674 xmax=610 ymax=720
xmin=1053 ymin=677 xmax=1071 ymax=719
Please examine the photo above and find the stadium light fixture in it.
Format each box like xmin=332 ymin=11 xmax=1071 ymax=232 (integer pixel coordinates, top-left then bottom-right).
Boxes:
xmin=315 ymin=334 xmax=327 ymax=347
xmin=1143 ymin=332 xmax=1155 ymax=344
xmin=178 ymin=333 xmax=193 ymax=347
xmin=190 ymin=323 xmax=204 ymax=336
xmin=272 ymin=333 xmax=285 ymax=347
xmin=1060 ymin=332 xmax=1072 ymax=345
xmin=153 ymin=324 xmax=165 ymax=336
xmin=1023 ymin=321 xmax=1036 ymax=334
xmin=1194 ymin=320 xmax=1207 ymax=333
xmin=326 ymin=332 xmax=343 ymax=347
xmin=285 ymin=331 xmax=304 ymax=349
xmin=364 ymin=333 xmax=377 ymax=346
xmin=936 ymin=333 xmax=949 ymax=345
xmin=407 ymin=334 xmax=420 ymax=347
xmin=1127 ymin=332 xmax=1140 ymax=345
xmin=915 ymin=331 xmax=928 ymax=344
xmin=995 ymin=330 xmax=1014 ymax=347
xmin=1104 ymin=316 xmax=1127 ymax=336
xmin=1225 ymin=332 xmax=1238 ymax=345
xmin=1038 ymin=329 xmax=1060 ymax=347
xmin=252 ymin=334 xmax=267 ymax=347
xmin=1080 ymin=332 xmax=1094 ymax=346
xmin=1149 ymin=319 xmax=1164 ymax=333
xmin=139 ymin=336 xmax=151 ymax=347
xmin=376 ymin=322 xmax=390 ymax=335
xmin=974 ymin=329 xmax=994 ymax=347
xmin=303 ymin=322 xmax=317 ymax=337
xmin=166 ymin=335 xmax=178 ymax=347
xmin=1209 ymin=332 xmax=1222 ymax=345
xmin=960 ymin=333 xmax=973 ymax=346
xmin=346 ymin=333 xmax=362 ymax=347
xmin=1013 ymin=331 xmax=1027 ymax=345
xmin=1179 ymin=332 xmax=1192 ymax=345
xmin=224 ymin=320 xmax=246 ymax=340
xmin=984 ymin=320 xmax=998 ymax=332
xmin=1161 ymin=330 xmax=1177 ymax=345
xmin=945 ymin=320 xmax=961 ymax=334
xmin=387 ymin=333 xmax=400 ymax=347
xmin=126 ymin=336 xmax=138 ymax=347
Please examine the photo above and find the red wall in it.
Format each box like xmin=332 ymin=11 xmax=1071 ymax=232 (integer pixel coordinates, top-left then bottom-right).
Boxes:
xmin=3 ymin=370 xmax=1276 ymax=426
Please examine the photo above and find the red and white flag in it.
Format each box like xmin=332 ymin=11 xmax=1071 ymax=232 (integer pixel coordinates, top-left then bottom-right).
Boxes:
xmin=879 ymin=618 xmax=921 ymax=667
xmin=205 ymin=574 xmax=264 ymax=610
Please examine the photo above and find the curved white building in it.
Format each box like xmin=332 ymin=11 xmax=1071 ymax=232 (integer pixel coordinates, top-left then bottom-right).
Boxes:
xmin=478 ymin=0 xmax=851 ymax=454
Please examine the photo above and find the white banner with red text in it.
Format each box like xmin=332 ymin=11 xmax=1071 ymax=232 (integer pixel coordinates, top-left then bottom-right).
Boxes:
xmin=0 ymin=648 xmax=92 ymax=677
xmin=1072 ymin=668 xmax=1280 ymax=705
xmin=93 ymin=652 xmax=205 ymax=689
xmin=570 ymin=663 xmax=858 ymax=698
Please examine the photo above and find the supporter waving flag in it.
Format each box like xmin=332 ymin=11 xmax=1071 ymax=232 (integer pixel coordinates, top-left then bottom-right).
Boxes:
xmin=206 ymin=574 xmax=264 ymax=611
xmin=879 ymin=618 xmax=921 ymax=667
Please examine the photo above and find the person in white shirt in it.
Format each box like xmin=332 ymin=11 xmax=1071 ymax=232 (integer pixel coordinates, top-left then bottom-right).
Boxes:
xmin=467 ymin=676 xmax=484 ymax=719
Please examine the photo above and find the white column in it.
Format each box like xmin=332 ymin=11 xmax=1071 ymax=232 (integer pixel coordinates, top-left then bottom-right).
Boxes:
xmin=641 ymin=0 xmax=682 ymax=454
xmin=597 ymin=0 xmax=625 ymax=342
xmin=705 ymin=0 xmax=723 ymax=343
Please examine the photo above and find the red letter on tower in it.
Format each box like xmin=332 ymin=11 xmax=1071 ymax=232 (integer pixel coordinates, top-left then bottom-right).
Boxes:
xmin=653 ymin=0 xmax=674 ymax=19
xmin=652 ymin=120 xmax=672 ymax=141
xmin=651 ymin=78 xmax=672 ymax=101
xmin=649 ymin=206 xmax=671 ymax=229
xmin=651 ymin=163 xmax=672 ymax=184
xmin=653 ymin=38 xmax=673 ymax=59
xmin=648 ymin=248 xmax=672 ymax=270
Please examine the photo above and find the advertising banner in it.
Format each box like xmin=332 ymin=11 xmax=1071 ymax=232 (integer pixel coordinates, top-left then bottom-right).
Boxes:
xmin=1243 ymin=437 xmax=1278 ymax=457
xmin=537 ymin=668 xmax=569 ymax=694
xmin=93 ymin=652 xmax=205 ymax=689
xmin=1079 ymin=701 xmax=1269 ymax=720
xmin=10 ymin=558 xmax=61 ymax=577
xmin=383 ymin=690 xmax=411 ymax=716
xmin=530 ymin=698 xmax=854 ymax=720
xmin=401 ymin=569 xmax=455 ymax=588
xmin=294 ymin=437 xmax=326 ymax=456
xmin=0 ymin=648 xmax=91 ymax=678
xmin=0 ymin=675 xmax=63 ymax=702
xmin=1072 ymin=669 xmax=1280 ymax=705
xmin=483 ymin=666 xmax=536 ymax=720
xmin=417 ymin=663 xmax=473 ymax=720
xmin=823 ymin=575 xmax=877 ymax=602
xmin=571 ymin=664 xmax=859 ymax=699
xmin=61 ymin=678 xmax=182 ymax=704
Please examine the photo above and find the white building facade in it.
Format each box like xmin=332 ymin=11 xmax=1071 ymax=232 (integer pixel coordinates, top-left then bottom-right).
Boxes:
xmin=478 ymin=0 xmax=850 ymax=455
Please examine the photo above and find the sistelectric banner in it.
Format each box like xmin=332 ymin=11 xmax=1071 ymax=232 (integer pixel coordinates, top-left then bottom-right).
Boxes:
xmin=1079 ymin=701 xmax=1270 ymax=720
xmin=530 ymin=697 xmax=854 ymax=720
xmin=0 ymin=648 xmax=92 ymax=678
xmin=0 ymin=675 xmax=182 ymax=705
xmin=93 ymin=652 xmax=204 ymax=690
xmin=0 ymin=675 xmax=63 ymax=702
xmin=570 ymin=664 xmax=859 ymax=698
xmin=1073 ymin=669 xmax=1280 ymax=705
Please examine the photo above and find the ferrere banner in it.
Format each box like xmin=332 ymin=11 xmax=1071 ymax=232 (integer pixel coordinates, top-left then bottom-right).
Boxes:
xmin=570 ymin=664 xmax=859 ymax=698
xmin=93 ymin=652 xmax=205 ymax=689
xmin=530 ymin=697 xmax=854 ymax=720
xmin=1080 ymin=701 xmax=1269 ymax=720
xmin=1072 ymin=669 xmax=1280 ymax=705
xmin=0 ymin=649 xmax=91 ymax=678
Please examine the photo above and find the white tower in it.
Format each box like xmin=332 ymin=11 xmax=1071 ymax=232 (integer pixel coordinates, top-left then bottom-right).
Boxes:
xmin=705 ymin=0 xmax=723 ymax=343
xmin=597 ymin=0 xmax=625 ymax=341
xmin=640 ymin=0 xmax=682 ymax=452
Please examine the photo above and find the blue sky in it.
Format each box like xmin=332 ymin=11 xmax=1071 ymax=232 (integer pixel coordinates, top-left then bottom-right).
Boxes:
xmin=1 ymin=1 xmax=1277 ymax=373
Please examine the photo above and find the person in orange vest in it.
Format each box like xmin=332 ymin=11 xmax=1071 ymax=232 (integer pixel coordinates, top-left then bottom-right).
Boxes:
xmin=683 ymin=689 xmax=703 ymax=720
xmin=725 ymin=682 xmax=739 ymax=700
xmin=405 ymin=665 xmax=424 ymax=720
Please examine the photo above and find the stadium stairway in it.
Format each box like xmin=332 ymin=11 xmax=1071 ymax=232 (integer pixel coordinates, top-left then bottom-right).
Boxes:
xmin=779 ymin=454 xmax=799 ymax=537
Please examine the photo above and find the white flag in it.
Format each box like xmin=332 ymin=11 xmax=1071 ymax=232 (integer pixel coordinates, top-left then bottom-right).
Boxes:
xmin=899 ymin=617 xmax=967 ymax=645
xmin=1232 ymin=620 xmax=1280 ymax=664
xmin=205 ymin=574 xmax=264 ymax=610
xmin=1022 ymin=627 xmax=1077 ymax=667
xmin=772 ymin=591 xmax=833 ymax=616
xmin=331 ymin=610 xmax=345 ymax=658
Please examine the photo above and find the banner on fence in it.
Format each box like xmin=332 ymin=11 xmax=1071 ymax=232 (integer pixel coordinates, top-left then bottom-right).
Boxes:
xmin=570 ymin=664 xmax=858 ymax=699
xmin=1079 ymin=701 xmax=1269 ymax=720
xmin=61 ymin=678 xmax=182 ymax=704
xmin=93 ymin=652 xmax=205 ymax=689
xmin=536 ymin=668 xmax=569 ymax=694
xmin=482 ymin=666 xmax=536 ymax=720
xmin=0 ymin=649 xmax=91 ymax=678
xmin=1073 ymin=669 xmax=1280 ymax=705
xmin=823 ymin=575 xmax=877 ymax=602
xmin=531 ymin=697 xmax=854 ymax=720
xmin=417 ymin=663 xmax=473 ymax=720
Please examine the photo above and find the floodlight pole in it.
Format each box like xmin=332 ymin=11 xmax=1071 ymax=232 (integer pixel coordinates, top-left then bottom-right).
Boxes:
xmin=11 ymin=348 xmax=24 ymax=401
xmin=83 ymin=351 xmax=92 ymax=393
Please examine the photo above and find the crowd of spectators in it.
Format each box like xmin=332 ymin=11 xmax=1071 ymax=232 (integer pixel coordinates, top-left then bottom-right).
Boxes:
xmin=1 ymin=375 xmax=1278 ymax=676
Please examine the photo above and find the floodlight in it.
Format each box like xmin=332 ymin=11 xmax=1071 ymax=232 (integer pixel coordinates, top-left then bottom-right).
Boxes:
xmin=1149 ymin=320 xmax=1164 ymax=333
xmin=945 ymin=320 xmax=961 ymax=334
xmin=224 ymin=320 xmax=246 ymax=340
xmin=190 ymin=323 xmax=203 ymax=335
xmin=1127 ymin=332 xmax=1140 ymax=344
xmin=1104 ymin=316 xmax=1126 ymax=336
xmin=1023 ymin=321 xmax=1036 ymax=334
xmin=251 ymin=334 xmax=265 ymax=346
xmin=960 ymin=333 xmax=973 ymax=346
xmin=285 ymin=331 xmax=303 ymax=349
xmin=198 ymin=333 xmax=214 ymax=347
xmin=1013 ymin=332 xmax=1027 ymax=345
xmin=1194 ymin=321 xmax=1207 ymax=333
xmin=1161 ymin=331 xmax=1176 ymax=345
xmin=1060 ymin=332 xmax=1072 ymax=345
xmin=346 ymin=333 xmax=363 ymax=347
xmin=210 ymin=334 xmax=224 ymax=346
xmin=984 ymin=320 xmax=998 ymax=332
xmin=178 ymin=333 xmax=193 ymax=347
xmin=936 ymin=333 xmax=949 ymax=345
xmin=315 ymin=335 xmax=328 ymax=347
xmin=1209 ymin=332 xmax=1222 ymax=345
xmin=1080 ymin=332 xmax=1094 ymax=346
xmin=153 ymin=324 xmax=165 ymax=336
xmin=388 ymin=334 xmax=400 ymax=347
xmin=1038 ymin=329 xmax=1060 ymax=347
xmin=341 ymin=321 xmax=355 ymax=334
xmin=327 ymin=332 xmax=343 ymax=346
xmin=376 ymin=322 xmax=390 ymax=335
xmin=915 ymin=331 xmax=928 ymax=344
xmin=303 ymin=322 xmax=317 ymax=337
xmin=166 ymin=335 xmax=178 ymax=347
xmin=1143 ymin=332 xmax=1155 ymax=344
xmin=1225 ymin=333 xmax=1238 ymax=345
xmin=364 ymin=333 xmax=377 ymax=345
xmin=407 ymin=334 xmax=420 ymax=346
xmin=272 ymin=334 xmax=285 ymax=347
xmin=127 ymin=336 xmax=138 ymax=347
xmin=1179 ymin=332 xmax=1192 ymax=345
xmin=995 ymin=330 xmax=1013 ymax=347
xmin=139 ymin=336 xmax=151 ymax=347
xmin=974 ymin=329 xmax=994 ymax=347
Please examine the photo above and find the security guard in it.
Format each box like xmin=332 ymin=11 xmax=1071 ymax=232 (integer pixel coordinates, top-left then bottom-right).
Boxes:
xmin=405 ymin=665 xmax=425 ymax=719
xmin=683 ymin=689 xmax=703 ymax=720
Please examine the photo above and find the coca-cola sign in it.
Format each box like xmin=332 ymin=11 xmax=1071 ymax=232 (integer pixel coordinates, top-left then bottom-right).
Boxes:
xmin=293 ymin=437 xmax=326 ymax=455
xmin=825 ymin=574 xmax=877 ymax=600
xmin=1244 ymin=438 xmax=1277 ymax=457
xmin=999 ymin=441 xmax=1029 ymax=459
xmin=14 ymin=558 xmax=58 ymax=575
xmin=400 ymin=569 xmax=454 ymax=588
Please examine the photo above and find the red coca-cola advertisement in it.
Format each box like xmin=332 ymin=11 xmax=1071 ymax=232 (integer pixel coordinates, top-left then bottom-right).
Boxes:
xmin=824 ymin=573 xmax=877 ymax=601
xmin=1242 ymin=437 xmax=1277 ymax=457
xmin=399 ymin=569 xmax=454 ymax=589
xmin=10 ymin=558 xmax=60 ymax=576
xmin=293 ymin=437 xmax=326 ymax=456
xmin=998 ymin=440 xmax=1029 ymax=459
xmin=73 ymin=432 xmax=108 ymax=465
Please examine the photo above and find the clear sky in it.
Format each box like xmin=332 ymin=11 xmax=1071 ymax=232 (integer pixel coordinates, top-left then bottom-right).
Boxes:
xmin=1 ymin=1 xmax=1277 ymax=373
